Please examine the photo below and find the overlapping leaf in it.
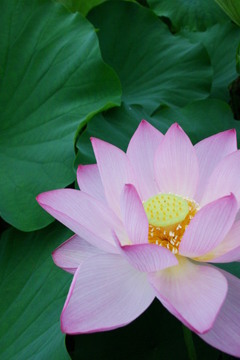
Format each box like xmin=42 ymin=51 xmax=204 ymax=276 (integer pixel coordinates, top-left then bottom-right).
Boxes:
xmin=0 ymin=223 xmax=72 ymax=360
xmin=88 ymin=1 xmax=212 ymax=113
xmin=154 ymin=99 xmax=240 ymax=144
xmin=147 ymin=0 xmax=228 ymax=31
xmin=75 ymin=99 xmax=240 ymax=167
xmin=0 ymin=0 xmax=121 ymax=231
xmin=181 ymin=22 xmax=240 ymax=100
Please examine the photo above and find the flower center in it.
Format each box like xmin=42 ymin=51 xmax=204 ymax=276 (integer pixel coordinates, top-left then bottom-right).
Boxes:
xmin=143 ymin=193 xmax=198 ymax=254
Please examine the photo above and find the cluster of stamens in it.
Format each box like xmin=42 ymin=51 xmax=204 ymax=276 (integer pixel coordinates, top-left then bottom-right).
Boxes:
xmin=143 ymin=194 xmax=198 ymax=254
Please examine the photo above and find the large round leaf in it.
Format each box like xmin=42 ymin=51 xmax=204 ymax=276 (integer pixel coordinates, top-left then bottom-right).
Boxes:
xmin=147 ymin=0 xmax=228 ymax=31
xmin=88 ymin=1 xmax=212 ymax=114
xmin=181 ymin=22 xmax=240 ymax=101
xmin=0 ymin=223 xmax=72 ymax=360
xmin=75 ymin=99 xmax=240 ymax=167
xmin=0 ymin=0 xmax=121 ymax=231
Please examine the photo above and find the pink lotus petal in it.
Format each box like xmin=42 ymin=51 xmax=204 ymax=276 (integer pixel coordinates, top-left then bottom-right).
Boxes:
xmin=194 ymin=130 xmax=237 ymax=203
xmin=77 ymin=164 xmax=106 ymax=203
xmin=120 ymin=184 xmax=149 ymax=244
xmin=179 ymin=194 xmax=237 ymax=258
xmin=148 ymin=258 xmax=228 ymax=334
xmin=61 ymin=254 xmax=155 ymax=334
xmin=155 ymin=123 xmax=199 ymax=199
xmin=201 ymin=151 xmax=240 ymax=207
xmin=91 ymin=138 xmax=136 ymax=217
xmin=198 ymin=220 xmax=240 ymax=263
xmin=200 ymin=270 xmax=240 ymax=357
xmin=37 ymin=189 xmax=125 ymax=253
xmin=210 ymin=247 xmax=240 ymax=263
xmin=52 ymin=234 xmax=102 ymax=274
xmin=121 ymin=243 xmax=178 ymax=272
xmin=127 ymin=120 xmax=163 ymax=200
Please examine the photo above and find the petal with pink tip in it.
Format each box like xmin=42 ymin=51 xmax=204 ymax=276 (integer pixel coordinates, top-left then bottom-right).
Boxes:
xmin=120 ymin=184 xmax=149 ymax=244
xmin=179 ymin=194 xmax=237 ymax=258
xmin=37 ymin=189 xmax=125 ymax=253
xmin=196 ymin=220 xmax=240 ymax=263
xmin=52 ymin=234 xmax=103 ymax=274
xmin=148 ymin=257 xmax=228 ymax=334
xmin=77 ymin=164 xmax=106 ymax=203
xmin=127 ymin=120 xmax=163 ymax=200
xmin=61 ymin=254 xmax=155 ymax=334
xmin=91 ymin=138 xmax=136 ymax=217
xmin=200 ymin=270 xmax=240 ymax=357
xmin=201 ymin=151 xmax=240 ymax=207
xmin=194 ymin=130 xmax=237 ymax=203
xmin=155 ymin=123 xmax=198 ymax=199
xmin=121 ymin=243 xmax=178 ymax=272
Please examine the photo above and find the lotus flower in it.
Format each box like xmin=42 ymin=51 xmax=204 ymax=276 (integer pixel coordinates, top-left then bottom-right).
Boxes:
xmin=37 ymin=121 xmax=240 ymax=357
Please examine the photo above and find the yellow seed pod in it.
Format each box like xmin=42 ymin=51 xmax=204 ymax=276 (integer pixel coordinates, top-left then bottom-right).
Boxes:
xmin=143 ymin=193 xmax=189 ymax=227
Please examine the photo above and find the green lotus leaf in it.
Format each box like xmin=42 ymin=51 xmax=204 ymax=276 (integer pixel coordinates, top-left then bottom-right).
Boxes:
xmin=56 ymin=0 xmax=107 ymax=15
xmin=0 ymin=223 xmax=72 ymax=360
xmin=147 ymin=0 xmax=228 ymax=31
xmin=215 ymin=0 xmax=240 ymax=26
xmin=0 ymin=0 xmax=121 ymax=231
xmin=181 ymin=22 xmax=240 ymax=101
xmin=237 ymin=43 xmax=240 ymax=74
xmin=75 ymin=99 xmax=239 ymax=167
xmin=153 ymin=98 xmax=240 ymax=143
xmin=88 ymin=1 xmax=212 ymax=114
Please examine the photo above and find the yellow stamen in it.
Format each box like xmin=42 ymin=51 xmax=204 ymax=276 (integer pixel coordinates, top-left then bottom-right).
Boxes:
xmin=143 ymin=193 xmax=198 ymax=254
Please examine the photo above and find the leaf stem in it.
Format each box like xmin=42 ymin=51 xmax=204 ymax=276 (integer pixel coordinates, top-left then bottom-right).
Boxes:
xmin=182 ymin=325 xmax=197 ymax=360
